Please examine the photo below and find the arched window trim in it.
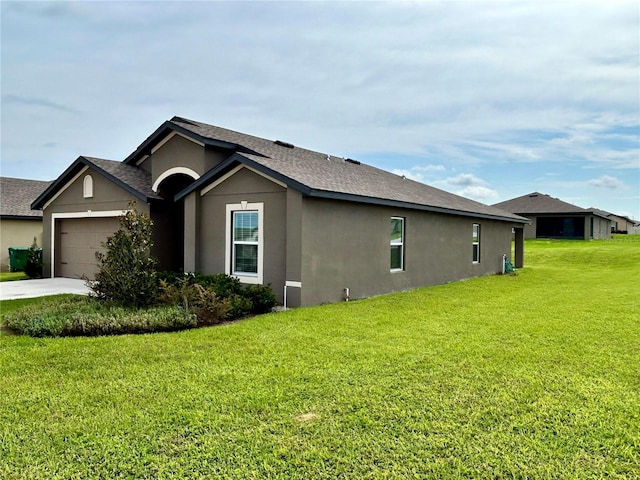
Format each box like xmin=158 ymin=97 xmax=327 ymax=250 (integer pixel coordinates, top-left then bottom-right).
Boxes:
xmin=83 ymin=175 xmax=94 ymax=198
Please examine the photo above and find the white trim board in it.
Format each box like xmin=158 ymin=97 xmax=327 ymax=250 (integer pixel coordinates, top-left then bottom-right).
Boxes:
xmin=43 ymin=166 xmax=89 ymax=211
xmin=50 ymin=210 xmax=128 ymax=278
xmin=151 ymin=131 xmax=204 ymax=155
xmin=224 ymin=202 xmax=264 ymax=285
xmin=152 ymin=167 xmax=200 ymax=192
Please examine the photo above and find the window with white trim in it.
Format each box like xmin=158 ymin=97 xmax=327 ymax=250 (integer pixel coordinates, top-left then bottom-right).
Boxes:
xmin=83 ymin=175 xmax=93 ymax=198
xmin=472 ymin=223 xmax=481 ymax=263
xmin=225 ymin=202 xmax=263 ymax=284
xmin=390 ymin=217 xmax=404 ymax=271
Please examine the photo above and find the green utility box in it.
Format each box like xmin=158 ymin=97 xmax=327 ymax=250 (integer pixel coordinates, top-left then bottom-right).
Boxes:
xmin=8 ymin=247 xmax=30 ymax=272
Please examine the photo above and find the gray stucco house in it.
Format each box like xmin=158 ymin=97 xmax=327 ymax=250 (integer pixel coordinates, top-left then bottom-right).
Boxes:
xmin=32 ymin=116 xmax=528 ymax=307
xmin=493 ymin=192 xmax=612 ymax=240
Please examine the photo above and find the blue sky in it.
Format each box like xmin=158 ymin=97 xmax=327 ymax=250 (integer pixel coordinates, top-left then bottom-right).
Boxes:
xmin=2 ymin=1 xmax=639 ymax=219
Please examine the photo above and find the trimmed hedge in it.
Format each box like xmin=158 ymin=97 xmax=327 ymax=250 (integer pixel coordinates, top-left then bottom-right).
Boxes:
xmin=2 ymin=297 xmax=196 ymax=337
xmin=158 ymin=272 xmax=277 ymax=318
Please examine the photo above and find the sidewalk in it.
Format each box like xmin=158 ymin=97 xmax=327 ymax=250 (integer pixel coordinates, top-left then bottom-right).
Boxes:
xmin=0 ymin=278 xmax=90 ymax=301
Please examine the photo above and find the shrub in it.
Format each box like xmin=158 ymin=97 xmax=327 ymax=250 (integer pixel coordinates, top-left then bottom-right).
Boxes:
xmin=196 ymin=273 xmax=244 ymax=298
xmin=88 ymin=203 xmax=159 ymax=308
xmin=190 ymin=284 xmax=232 ymax=326
xmin=158 ymin=272 xmax=277 ymax=320
xmin=244 ymin=284 xmax=277 ymax=314
xmin=24 ymin=237 xmax=43 ymax=279
xmin=2 ymin=296 xmax=196 ymax=337
xmin=159 ymin=278 xmax=231 ymax=326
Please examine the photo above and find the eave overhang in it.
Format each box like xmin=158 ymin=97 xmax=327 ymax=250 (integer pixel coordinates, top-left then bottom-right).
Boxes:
xmin=123 ymin=120 xmax=240 ymax=165
xmin=31 ymin=156 xmax=158 ymax=210
xmin=176 ymin=153 xmax=529 ymax=225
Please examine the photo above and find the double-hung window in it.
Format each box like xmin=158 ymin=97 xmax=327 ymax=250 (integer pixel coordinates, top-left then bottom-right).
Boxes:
xmin=226 ymin=202 xmax=263 ymax=284
xmin=472 ymin=223 xmax=481 ymax=263
xmin=390 ymin=217 xmax=404 ymax=271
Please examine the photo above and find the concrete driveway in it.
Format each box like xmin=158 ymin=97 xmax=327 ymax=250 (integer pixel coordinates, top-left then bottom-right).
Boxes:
xmin=0 ymin=278 xmax=90 ymax=301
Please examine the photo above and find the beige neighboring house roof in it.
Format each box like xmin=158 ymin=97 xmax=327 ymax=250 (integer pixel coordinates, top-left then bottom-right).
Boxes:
xmin=0 ymin=177 xmax=51 ymax=219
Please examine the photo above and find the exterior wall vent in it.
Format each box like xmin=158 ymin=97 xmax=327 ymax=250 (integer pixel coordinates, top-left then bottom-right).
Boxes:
xmin=274 ymin=140 xmax=294 ymax=149
xmin=345 ymin=158 xmax=361 ymax=165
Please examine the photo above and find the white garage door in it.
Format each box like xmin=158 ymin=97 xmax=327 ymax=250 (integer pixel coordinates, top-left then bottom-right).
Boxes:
xmin=57 ymin=217 xmax=120 ymax=279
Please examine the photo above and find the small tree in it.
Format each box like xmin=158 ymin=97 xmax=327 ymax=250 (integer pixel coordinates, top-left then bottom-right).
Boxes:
xmin=88 ymin=203 xmax=158 ymax=308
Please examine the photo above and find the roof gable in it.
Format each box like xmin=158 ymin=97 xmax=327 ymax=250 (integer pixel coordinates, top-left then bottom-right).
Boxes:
xmin=32 ymin=156 xmax=160 ymax=210
xmin=123 ymin=118 xmax=247 ymax=165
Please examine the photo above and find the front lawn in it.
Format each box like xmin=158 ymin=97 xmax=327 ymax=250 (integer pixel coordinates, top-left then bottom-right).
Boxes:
xmin=1 ymin=237 xmax=638 ymax=478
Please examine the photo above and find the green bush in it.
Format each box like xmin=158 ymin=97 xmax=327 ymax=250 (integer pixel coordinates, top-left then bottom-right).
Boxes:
xmin=159 ymin=278 xmax=231 ymax=326
xmin=24 ymin=237 xmax=43 ymax=279
xmin=2 ymin=297 xmax=196 ymax=337
xmin=158 ymin=272 xmax=277 ymax=318
xmin=88 ymin=204 xmax=159 ymax=308
xmin=244 ymin=284 xmax=277 ymax=315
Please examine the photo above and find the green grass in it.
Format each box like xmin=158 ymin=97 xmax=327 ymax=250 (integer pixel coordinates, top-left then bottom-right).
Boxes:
xmin=1 ymin=237 xmax=639 ymax=478
xmin=0 ymin=271 xmax=28 ymax=282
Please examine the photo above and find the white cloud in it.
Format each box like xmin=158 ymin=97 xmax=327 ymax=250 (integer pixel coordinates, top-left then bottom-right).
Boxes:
xmin=1 ymin=1 xmax=637 ymax=217
xmin=587 ymin=175 xmax=626 ymax=189
xmin=391 ymin=164 xmax=446 ymax=183
xmin=458 ymin=186 xmax=499 ymax=202
xmin=441 ymin=173 xmax=488 ymax=188
xmin=434 ymin=174 xmax=498 ymax=202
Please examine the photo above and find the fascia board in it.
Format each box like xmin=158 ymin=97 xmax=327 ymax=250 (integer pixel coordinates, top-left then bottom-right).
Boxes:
xmin=306 ymin=189 xmax=530 ymax=224
xmin=0 ymin=215 xmax=43 ymax=221
xmin=124 ymin=121 xmax=238 ymax=165
xmin=33 ymin=156 xmax=153 ymax=210
xmin=81 ymin=157 xmax=153 ymax=203
xmin=174 ymin=153 xmax=312 ymax=202
xmin=123 ymin=121 xmax=174 ymax=164
xmin=32 ymin=158 xmax=88 ymax=210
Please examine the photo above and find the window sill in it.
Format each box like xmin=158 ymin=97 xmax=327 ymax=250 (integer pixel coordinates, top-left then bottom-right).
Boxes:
xmin=233 ymin=273 xmax=262 ymax=285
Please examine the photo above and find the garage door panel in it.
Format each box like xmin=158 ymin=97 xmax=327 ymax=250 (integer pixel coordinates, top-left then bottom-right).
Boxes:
xmin=57 ymin=217 xmax=119 ymax=279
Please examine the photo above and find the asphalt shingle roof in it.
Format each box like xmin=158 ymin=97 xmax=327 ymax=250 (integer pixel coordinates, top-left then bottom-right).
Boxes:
xmin=31 ymin=156 xmax=161 ymax=209
xmin=0 ymin=177 xmax=51 ymax=218
xmin=170 ymin=117 xmax=527 ymax=222
xmin=492 ymin=192 xmax=606 ymax=217
xmin=82 ymin=156 xmax=160 ymax=201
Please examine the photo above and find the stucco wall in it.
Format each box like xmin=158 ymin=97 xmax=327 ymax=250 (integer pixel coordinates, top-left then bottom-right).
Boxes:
xmin=41 ymin=168 xmax=145 ymax=277
xmin=149 ymin=133 xmax=227 ymax=187
xmin=299 ymin=198 xmax=513 ymax=306
xmin=590 ymin=215 xmax=611 ymax=239
xmin=0 ymin=219 xmax=43 ymax=271
xmin=197 ymin=167 xmax=288 ymax=299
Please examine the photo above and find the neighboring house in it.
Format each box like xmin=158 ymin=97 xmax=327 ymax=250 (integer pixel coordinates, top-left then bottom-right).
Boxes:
xmin=0 ymin=177 xmax=51 ymax=271
xmin=32 ymin=116 xmax=528 ymax=307
xmin=589 ymin=207 xmax=639 ymax=234
xmin=607 ymin=212 xmax=638 ymax=234
xmin=493 ymin=192 xmax=612 ymax=240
